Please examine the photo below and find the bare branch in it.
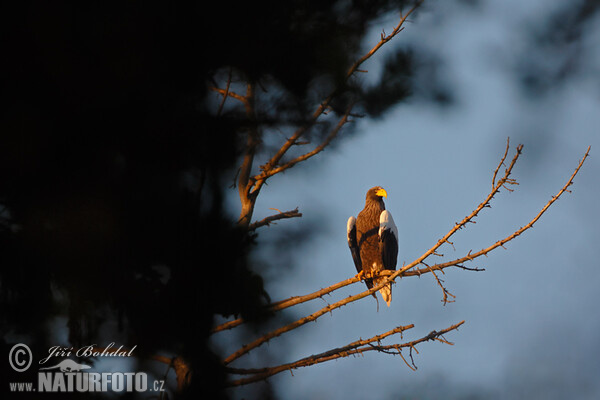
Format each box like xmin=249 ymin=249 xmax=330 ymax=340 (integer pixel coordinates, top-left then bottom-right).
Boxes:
xmin=347 ymin=1 xmax=424 ymax=79
xmin=248 ymin=208 xmax=303 ymax=231
xmin=212 ymin=274 xmax=362 ymax=334
xmin=364 ymin=143 xmax=523 ymax=292
xmin=367 ymin=320 xmax=463 ymax=357
xmin=222 ymin=267 xmax=408 ymax=365
xmin=226 ymin=320 xmax=463 ymax=386
xmin=403 ymin=145 xmax=591 ymax=277
xmin=253 ymin=103 xmax=354 ymax=183
xmin=426 ymin=265 xmax=456 ymax=305
xmin=227 ymin=324 xmax=413 ymax=376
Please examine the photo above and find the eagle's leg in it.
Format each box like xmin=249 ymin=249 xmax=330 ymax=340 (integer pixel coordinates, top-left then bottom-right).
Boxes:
xmin=355 ymin=270 xmax=365 ymax=280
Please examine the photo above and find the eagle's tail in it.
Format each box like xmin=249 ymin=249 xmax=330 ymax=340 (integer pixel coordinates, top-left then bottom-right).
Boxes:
xmin=373 ymin=269 xmax=392 ymax=307
xmin=379 ymin=284 xmax=392 ymax=307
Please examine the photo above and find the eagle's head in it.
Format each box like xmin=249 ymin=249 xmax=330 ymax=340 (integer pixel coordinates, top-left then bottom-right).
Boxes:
xmin=366 ymin=186 xmax=388 ymax=201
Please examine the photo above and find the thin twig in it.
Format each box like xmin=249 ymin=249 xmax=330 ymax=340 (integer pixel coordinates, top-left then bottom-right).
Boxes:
xmin=492 ymin=137 xmax=510 ymax=188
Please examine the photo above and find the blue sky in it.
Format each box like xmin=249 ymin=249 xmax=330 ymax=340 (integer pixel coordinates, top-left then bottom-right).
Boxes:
xmin=216 ymin=0 xmax=600 ymax=398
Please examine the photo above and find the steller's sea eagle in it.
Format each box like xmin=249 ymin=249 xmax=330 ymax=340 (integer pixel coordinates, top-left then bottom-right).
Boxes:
xmin=347 ymin=186 xmax=398 ymax=307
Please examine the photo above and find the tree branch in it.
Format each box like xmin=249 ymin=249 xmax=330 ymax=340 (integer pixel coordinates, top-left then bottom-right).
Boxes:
xmin=226 ymin=320 xmax=463 ymax=386
xmin=248 ymin=207 xmax=303 ymax=231
xmin=347 ymin=0 xmax=424 ymax=79
xmin=237 ymin=83 xmax=260 ymax=228
xmin=212 ymin=274 xmax=362 ymax=334
xmin=253 ymin=102 xmax=354 ymax=183
xmin=402 ymin=145 xmax=591 ymax=277
xmin=210 ymin=86 xmax=247 ymax=105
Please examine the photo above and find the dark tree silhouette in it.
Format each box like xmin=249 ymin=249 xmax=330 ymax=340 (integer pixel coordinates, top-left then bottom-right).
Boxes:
xmin=1 ymin=1 xmax=422 ymax=398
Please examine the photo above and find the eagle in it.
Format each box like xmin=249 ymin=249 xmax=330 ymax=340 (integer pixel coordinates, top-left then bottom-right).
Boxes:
xmin=347 ymin=186 xmax=398 ymax=307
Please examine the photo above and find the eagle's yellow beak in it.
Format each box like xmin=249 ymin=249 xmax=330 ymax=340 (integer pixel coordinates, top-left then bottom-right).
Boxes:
xmin=375 ymin=188 xmax=388 ymax=198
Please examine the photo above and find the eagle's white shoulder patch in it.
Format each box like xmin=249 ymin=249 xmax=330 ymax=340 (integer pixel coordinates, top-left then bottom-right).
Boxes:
xmin=379 ymin=210 xmax=398 ymax=239
xmin=347 ymin=216 xmax=356 ymax=240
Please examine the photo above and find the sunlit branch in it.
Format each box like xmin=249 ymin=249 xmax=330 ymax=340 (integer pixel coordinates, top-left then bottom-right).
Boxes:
xmin=253 ymin=103 xmax=354 ymax=183
xmin=212 ymin=274 xmax=361 ymax=334
xmin=210 ymin=86 xmax=247 ymax=105
xmin=403 ymin=145 xmax=591 ymax=277
xmin=248 ymin=208 xmax=303 ymax=231
xmin=227 ymin=324 xmax=413 ymax=377
xmin=347 ymin=0 xmax=424 ymax=79
xmin=226 ymin=320 xmax=463 ymax=386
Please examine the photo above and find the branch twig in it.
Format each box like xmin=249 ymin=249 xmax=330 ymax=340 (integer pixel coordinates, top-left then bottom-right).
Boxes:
xmin=492 ymin=137 xmax=510 ymax=188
